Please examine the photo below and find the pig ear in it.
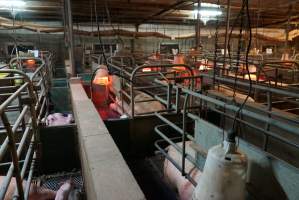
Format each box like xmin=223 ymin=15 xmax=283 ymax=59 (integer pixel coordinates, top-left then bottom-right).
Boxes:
xmin=65 ymin=178 xmax=75 ymax=187
xmin=67 ymin=178 xmax=74 ymax=185
xmin=67 ymin=114 xmax=74 ymax=122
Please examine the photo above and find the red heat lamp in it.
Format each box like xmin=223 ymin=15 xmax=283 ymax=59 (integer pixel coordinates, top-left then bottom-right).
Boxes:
xmin=25 ymin=59 xmax=37 ymax=70
xmin=26 ymin=59 xmax=36 ymax=65
xmin=93 ymin=76 xmax=109 ymax=85
xmin=142 ymin=68 xmax=152 ymax=72
xmin=173 ymin=66 xmax=186 ymax=71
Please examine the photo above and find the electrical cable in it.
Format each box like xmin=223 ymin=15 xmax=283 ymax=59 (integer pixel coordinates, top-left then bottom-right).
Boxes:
xmin=93 ymin=0 xmax=107 ymax=65
xmin=213 ymin=0 xmax=220 ymax=86
xmin=232 ymin=0 xmax=245 ymax=100
xmin=232 ymin=0 xmax=253 ymax=132
xmin=90 ymin=0 xmax=109 ymax=101
xmin=225 ymin=0 xmax=252 ymax=143
xmin=103 ymin=0 xmax=124 ymax=47
xmin=227 ymin=2 xmax=246 ymax=72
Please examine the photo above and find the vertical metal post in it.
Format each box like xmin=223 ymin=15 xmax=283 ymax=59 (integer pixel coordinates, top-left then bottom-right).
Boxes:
xmin=1 ymin=113 xmax=24 ymax=200
xmin=182 ymin=94 xmax=190 ymax=176
xmin=130 ymin=39 xmax=135 ymax=53
xmin=65 ymin=0 xmax=75 ymax=76
xmin=167 ymin=83 xmax=173 ymax=111
xmin=263 ymin=91 xmax=272 ymax=151
xmin=285 ymin=27 xmax=289 ymax=51
xmin=285 ymin=5 xmax=292 ymax=51
xmin=130 ymin=83 xmax=135 ymax=118
xmin=223 ymin=0 xmax=231 ymax=75
xmin=175 ymin=87 xmax=181 ymax=114
xmin=132 ymin=24 xmax=139 ymax=54
xmin=195 ymin=0 xmax=201 ymax=49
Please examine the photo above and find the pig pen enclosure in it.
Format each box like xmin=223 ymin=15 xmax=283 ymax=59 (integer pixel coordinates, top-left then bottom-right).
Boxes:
xmin=74 ymin=55 xmax=299 ymax=200
xmin=0 ymin=56 xmax=83 ymax=200
xmin=73 ymin=56 xmax=226 ymax=199
xmin=1 ymin=52 xmax=298 ymax=200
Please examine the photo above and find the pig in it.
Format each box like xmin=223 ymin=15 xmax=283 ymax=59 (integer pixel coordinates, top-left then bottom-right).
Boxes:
xmin=109 ymin=92 xmax=165 ymax=117
xmin=132 ymin=92 xmax=165 ymax=115
xmin=109 ymin=96 xmax=127 ymax=115
xmin=109 ymin=75 xmax=121 ymax=98
xmin=164 ymin=142 xmax=202 ymax=200
xmin=55 ymin=180 xmax=73 ymax=200
xmin=1 ymin=177 xmax=56 ymax=200
xmin=44 ymin=113 xmax=73 ymax=126
xmin=215 ymin=86 xmax=254 ymax=102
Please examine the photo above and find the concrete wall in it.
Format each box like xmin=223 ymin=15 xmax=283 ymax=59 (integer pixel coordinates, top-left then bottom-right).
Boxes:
xmin=69 ymin=78 xmax=145 ymax=200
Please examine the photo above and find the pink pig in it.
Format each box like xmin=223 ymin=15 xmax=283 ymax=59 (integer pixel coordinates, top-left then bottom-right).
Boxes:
xmin=1 ymin=177 xmax=56 ymax=200
xmin=164 ymin=142 xmax=202 ymax=200
xmin=45 ymin=113 xmax=73 ymax=126
xmin=55 ymin=180 xmax=73 ymax=200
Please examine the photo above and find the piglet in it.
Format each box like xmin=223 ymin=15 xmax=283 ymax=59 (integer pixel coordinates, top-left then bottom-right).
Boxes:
xmin=45 ymin=113 xmax=73 ymax=126
xmin=1 ymin=177 xmax=56 ymax=200
xmin=164 ymin=142 xmax=202 ymax=200
xmin=110 ymin=93 xmax=165 ymax=117
xmin=55 ymin=180 xmax=73 ymax=200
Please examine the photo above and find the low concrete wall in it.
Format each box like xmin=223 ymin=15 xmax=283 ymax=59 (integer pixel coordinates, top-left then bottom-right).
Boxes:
xmin=69 ymin=78 xmax=145 ymax=200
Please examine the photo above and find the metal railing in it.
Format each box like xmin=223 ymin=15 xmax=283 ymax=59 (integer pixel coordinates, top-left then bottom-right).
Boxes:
xmin=0 ymin=55 xmax=52 ymax=200
xmin=153 ymin=69 xmax=299 ymax=185
xmin=8 ymin=57 xmax=52 ymax=121
xmin=0 ymin=70 xmax=38 ymax=200
xmin=106 ymin=55 xmax=196 ymax=118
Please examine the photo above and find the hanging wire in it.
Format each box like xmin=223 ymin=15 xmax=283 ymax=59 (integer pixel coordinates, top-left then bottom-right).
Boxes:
xmin=212 ymin=0 xmax=220 ymax=86
xmin=93 ymin=0 xmax=107 ymax=65
xmin=232 ymin=0 xmax=246 ymax=100
xmin=90 ymin=0 xmax=109 ymax=101
xmin=232 ymin=0 xmax=253 ymax=133
xmin=227 ymin=2 xmax=246 ymax=73
xmin=103 ymin=0 xmax=124 ymax=46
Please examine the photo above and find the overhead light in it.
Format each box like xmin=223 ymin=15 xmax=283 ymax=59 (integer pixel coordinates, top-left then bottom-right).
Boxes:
xmin=194 ymin=2 xmax=221 ymax=8
xmin=198 ymin=10 xmax=222 ymax=16
xmin=0 ymin=0 xmax=26 ymax=8
xmin=0 ymin=0 xmax=26 ymax=14
xmin=192 ymin=2 xmax=222 ymax=25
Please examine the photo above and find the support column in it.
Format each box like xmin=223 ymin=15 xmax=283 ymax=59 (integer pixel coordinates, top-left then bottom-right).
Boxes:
xmin=195 ymin=0 xmax=201 ymax=49
xmin=65 ymin=0 xmax=75 ymax=76
xmin=131 ymin=24 xmax=139 ymax=53
xmin=285 ymin=5 xmax=292 ymax=51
